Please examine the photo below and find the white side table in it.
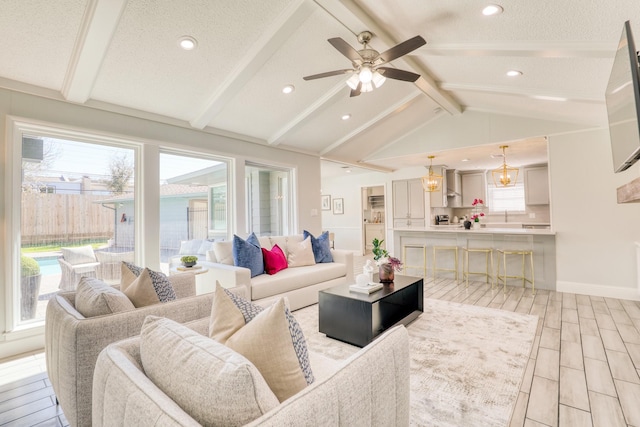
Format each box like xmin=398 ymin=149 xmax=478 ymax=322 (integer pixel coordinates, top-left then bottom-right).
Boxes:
xmin=169 ymin=265 xmax=212 ymax=294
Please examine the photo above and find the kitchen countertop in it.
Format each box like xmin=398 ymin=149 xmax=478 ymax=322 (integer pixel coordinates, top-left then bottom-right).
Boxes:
xmin=394 ymin=226 xmax=555 ymax=235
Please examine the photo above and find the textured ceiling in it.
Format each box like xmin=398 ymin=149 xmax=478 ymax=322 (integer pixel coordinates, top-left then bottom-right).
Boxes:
xmin=1 ymin=0 xmax=639 ymax=173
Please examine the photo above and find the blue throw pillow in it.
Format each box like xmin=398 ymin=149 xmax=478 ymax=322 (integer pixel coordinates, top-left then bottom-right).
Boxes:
xmin=233 ymin=233 xmax=264 ymax=277
xmin=303 ymin=230 xmax=333 ymax=263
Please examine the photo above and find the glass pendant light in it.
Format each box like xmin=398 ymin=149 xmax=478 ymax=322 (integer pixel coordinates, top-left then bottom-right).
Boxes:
xmin=421 ymin=155 xmax=443 ymax=192
xmin=491 ymin=145 xmax=519 ymax=187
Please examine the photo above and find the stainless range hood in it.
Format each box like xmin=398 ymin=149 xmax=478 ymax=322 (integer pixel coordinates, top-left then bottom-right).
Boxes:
xmin=446 ymin=170 xmax=461 ymax=207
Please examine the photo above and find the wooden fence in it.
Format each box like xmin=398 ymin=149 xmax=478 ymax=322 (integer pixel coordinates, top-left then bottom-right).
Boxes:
xmin=21 ymin=193 xmax=114 ymax=246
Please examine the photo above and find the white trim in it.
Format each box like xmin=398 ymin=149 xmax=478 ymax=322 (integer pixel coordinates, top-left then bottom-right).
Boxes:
xmin=556 ymin=281 xmax=640 ymax=301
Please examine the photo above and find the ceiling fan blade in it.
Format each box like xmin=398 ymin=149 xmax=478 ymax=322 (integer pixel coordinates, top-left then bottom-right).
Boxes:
xmin=328 ymin=37 xmax=362 ymax=63
xmin=378 ymin=35 xmax=426 ymax=63
xmin=350 ymin=81 xmax=362 ymax=97
xmin=303 ymin=69 xmax=354 ymax=81
xmin=377 ymin=67 xmax=421 ymax=82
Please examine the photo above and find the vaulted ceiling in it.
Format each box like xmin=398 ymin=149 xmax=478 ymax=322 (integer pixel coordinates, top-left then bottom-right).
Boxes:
xmin=1 ymin=0 xmax=639 ymax=173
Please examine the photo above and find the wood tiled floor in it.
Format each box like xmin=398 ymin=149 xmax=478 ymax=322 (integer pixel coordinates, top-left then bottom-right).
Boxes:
xmin=1 ymin=260 xmax=639 ymax=426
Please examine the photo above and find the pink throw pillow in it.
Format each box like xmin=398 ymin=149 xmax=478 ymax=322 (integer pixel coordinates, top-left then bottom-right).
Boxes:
xmin=262 ymin=244 xmax=288 ymax=275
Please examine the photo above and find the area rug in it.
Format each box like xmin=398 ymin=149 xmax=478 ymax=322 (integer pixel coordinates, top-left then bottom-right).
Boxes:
xmin=293 ymin=298 xmax=537 ymax=427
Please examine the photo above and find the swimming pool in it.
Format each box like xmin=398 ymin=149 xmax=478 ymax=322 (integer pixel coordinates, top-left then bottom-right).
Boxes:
xmin=35 ymin=257 xmax=62 ymax=276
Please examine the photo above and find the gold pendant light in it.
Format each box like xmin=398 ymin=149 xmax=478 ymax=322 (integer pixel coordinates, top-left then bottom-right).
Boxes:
xmin=492 ymin=145 xmax=519 ymax=187
xmin=422 ymin=155 xmax=443 ymax=192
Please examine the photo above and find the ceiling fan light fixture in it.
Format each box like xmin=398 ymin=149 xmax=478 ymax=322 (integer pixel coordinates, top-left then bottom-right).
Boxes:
xmin=360 ymin=81 xmax=374 ymax=93
xmin=491 ymin=145 xmax=519 ymax=187
xmin=372 ymin=70 xmax=386 ymax=88
xmin=346 ymin=73 xmax=360 ymax=90
xmin=421 ymin=155 xmax=443 ymax=192
xmin=359 ymin=66 xmax=373 ymax=83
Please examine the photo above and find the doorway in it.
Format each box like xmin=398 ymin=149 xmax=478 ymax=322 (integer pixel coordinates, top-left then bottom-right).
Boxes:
xmin=361 ymin=185 xmax=385 ymax=255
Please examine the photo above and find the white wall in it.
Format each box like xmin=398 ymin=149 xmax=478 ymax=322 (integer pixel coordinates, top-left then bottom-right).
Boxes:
xmin=0 ymin=88 xmax=321 ymax=359
xmin=549 ymin=128 xmax=640 ymax=298
xmin=323 ymin=112 xmax=640 ymax=301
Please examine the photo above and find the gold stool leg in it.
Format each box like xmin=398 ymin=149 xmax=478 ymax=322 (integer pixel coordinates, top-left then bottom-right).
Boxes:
xmin=530 ymin=251 xmax=535 ymax=295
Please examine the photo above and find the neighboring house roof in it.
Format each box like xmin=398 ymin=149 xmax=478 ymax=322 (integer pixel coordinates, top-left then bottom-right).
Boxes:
xmin=96 ymin=184 xmax=209 ymax=203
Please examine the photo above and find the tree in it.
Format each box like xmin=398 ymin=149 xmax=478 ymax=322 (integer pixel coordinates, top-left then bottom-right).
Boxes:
xmin=106 ymin=153 xmax=133 ymax=195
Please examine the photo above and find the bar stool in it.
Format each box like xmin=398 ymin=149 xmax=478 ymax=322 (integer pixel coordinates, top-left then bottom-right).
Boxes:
xmin=461 ymin=234 xmax=495 ymax=288
xmin=433 ymin=244 xmax=459 ymax=282
xmin=402 ymin=243 xmax=427 ymax=277
xmin=496 ymin=234 xmax=535 ymax=294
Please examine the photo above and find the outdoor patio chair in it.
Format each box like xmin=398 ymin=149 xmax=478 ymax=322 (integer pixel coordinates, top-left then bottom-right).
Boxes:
xmin=58 ymin=245 xmax=99 ymax=291
xmin=95 ymin=251 xmax=135 ymax=284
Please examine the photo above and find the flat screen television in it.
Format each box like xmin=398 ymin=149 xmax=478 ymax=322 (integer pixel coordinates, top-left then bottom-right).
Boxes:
xmin=606 ymin=20 xmax=640 ymax=173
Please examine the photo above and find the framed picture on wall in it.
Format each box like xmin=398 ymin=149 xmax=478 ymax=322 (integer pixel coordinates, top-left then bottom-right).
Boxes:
xmin=321 ymin=195 xmax=331 ymax=210
xmin=333 ymin=198 xmax=344 ymax=215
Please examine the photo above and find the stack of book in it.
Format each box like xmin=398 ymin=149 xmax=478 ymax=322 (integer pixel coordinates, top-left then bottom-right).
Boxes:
xmin=349 ymin=282 xmax=383 ymax=294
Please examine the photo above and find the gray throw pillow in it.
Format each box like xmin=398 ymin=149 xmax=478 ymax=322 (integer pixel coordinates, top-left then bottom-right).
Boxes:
xmin=75 ymin=277 xmax=135 ymax=317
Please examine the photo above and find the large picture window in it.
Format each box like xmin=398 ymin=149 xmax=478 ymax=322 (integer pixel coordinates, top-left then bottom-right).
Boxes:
xmin=16 ymin=132 xmax=136 ymax=325
xmin=159 ymin=152 xmax=230 ymax=273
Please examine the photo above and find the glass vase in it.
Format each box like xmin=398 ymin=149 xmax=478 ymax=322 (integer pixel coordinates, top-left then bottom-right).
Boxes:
xmin=379 ymin=263 xmax=395 ymax=283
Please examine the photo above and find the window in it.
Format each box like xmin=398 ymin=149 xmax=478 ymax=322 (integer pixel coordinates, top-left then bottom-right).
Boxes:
xmin=14 ymin=130 xmax=136 ymax=325
xmin=245 ymin=163 xmax=292 ymax=236
xmin=486 ymin=174 xmax=525 ymax=212
xmin=159 ymin=152 xmax=230 ymax=273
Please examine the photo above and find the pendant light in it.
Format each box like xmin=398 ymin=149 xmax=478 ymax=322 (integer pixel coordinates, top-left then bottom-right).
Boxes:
xmin=492 ymin=145 xmax=519 ymax=187
xmin=421 ymin=155 xmax=443 ymax=192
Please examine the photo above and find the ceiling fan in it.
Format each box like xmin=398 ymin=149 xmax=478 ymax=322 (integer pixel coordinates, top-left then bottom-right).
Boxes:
xmin=303 ymin=31 xmax=426 ymax=97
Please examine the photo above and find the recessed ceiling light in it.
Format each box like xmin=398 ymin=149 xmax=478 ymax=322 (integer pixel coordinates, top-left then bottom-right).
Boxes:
xmin=341 ymin=114 xmax=351 ymax=121
xmin=282 ymin=85 xmax=295 ymax=94
xmin=482 ymin=4 xmax=503 ymax=16
xmin=178 ymin=36 xmax=197 ymax=50
xmin=461 ymin=158 xmax=470 ymax=162
xmin=506 ymin=70 xmax=522 ymax=77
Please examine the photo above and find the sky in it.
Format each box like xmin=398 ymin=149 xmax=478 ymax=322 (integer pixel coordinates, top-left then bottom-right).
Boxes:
xmin=32 ymin=137 xmax=220 ymax=182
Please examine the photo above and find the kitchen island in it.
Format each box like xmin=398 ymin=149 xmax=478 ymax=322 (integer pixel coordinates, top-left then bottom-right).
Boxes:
xmin=394 ymin=226 xmax=556 ymax=290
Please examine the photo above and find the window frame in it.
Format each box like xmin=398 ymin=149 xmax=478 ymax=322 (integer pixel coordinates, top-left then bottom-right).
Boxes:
xmin=485 ymin=170 xmax=526 ymax=213
xmin=5 ymin=117 xmax=142 ymax=333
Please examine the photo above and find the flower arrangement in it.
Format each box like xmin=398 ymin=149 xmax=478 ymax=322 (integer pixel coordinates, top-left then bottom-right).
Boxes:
xmin=471 ymin=198 xmax=485 ymax=222
xmin=371 ymin=238 xmax=403 ymax=272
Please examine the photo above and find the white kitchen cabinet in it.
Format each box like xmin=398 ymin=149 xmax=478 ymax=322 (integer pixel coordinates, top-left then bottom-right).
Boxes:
xmin=393 ymin=179 xmax=425 ymax=228
xmin=429 ymin=166 xmax=447 ymax=208
xmin=461 ymin=172 xmax=486 ymax=207
xmin=365 ymin=224 xmax=385 ymax=250
xmin=524 ymin=166 xmax=549 ymax=205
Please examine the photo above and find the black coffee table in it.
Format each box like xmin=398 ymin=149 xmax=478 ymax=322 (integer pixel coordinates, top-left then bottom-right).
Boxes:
xmin=318 ymin=274 xmax=423 ymax=347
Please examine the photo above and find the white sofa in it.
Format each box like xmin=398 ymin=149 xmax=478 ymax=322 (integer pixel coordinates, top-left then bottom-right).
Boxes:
xmin=204 ymin=234 xmax=354 ymax=310
xmin=92 ymin=321 xmax=410 ymax=426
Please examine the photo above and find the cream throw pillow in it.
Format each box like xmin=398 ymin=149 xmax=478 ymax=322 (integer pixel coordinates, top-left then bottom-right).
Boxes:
xmin=286 ymin=235 xmax=316 ymax=268
xmin=123 ymin=268 xmax=176 ymax=307
xmin=226 ymin=298 xmax=314 ymax=402
xmin=209 ymin=281 xmax=264 ymax=342
xmin=212 ymin=241 xmax=234 ymax=265
xmin=75 ymin=277 xmax=135 ymax=317
xmin=140 ymin=316 xmax=279 ymax=426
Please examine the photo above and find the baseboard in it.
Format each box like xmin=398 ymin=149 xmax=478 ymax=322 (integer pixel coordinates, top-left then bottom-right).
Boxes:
xmin=556 ymin=281 xmax=640 ymax=301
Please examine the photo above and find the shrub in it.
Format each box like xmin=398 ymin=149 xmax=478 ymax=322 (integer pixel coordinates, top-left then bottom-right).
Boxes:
xmin=21 ymin=255 xmax=40 ymax=277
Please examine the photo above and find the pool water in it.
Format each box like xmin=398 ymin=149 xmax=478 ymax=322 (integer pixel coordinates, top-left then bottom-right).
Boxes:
xmin=35 ymin=257 xmax=62 ymax=276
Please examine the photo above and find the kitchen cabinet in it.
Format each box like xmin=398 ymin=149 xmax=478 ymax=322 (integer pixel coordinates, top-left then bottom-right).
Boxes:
xmin=461 ymin=172 xmax=486 ymax=207
xmin=524 ymin=166 xmax=549 ymax=205
xmin=429 ymin=166 xmax=447 ymax=208
xmin=393 ymin=179 xmax=425 ymax=228
xmin=365 ymin=224 xmax=385 ymax=250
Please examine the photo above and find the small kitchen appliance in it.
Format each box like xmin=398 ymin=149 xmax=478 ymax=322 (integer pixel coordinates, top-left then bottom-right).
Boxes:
xmin=435 ymin=214 xmax=450 ymax=225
